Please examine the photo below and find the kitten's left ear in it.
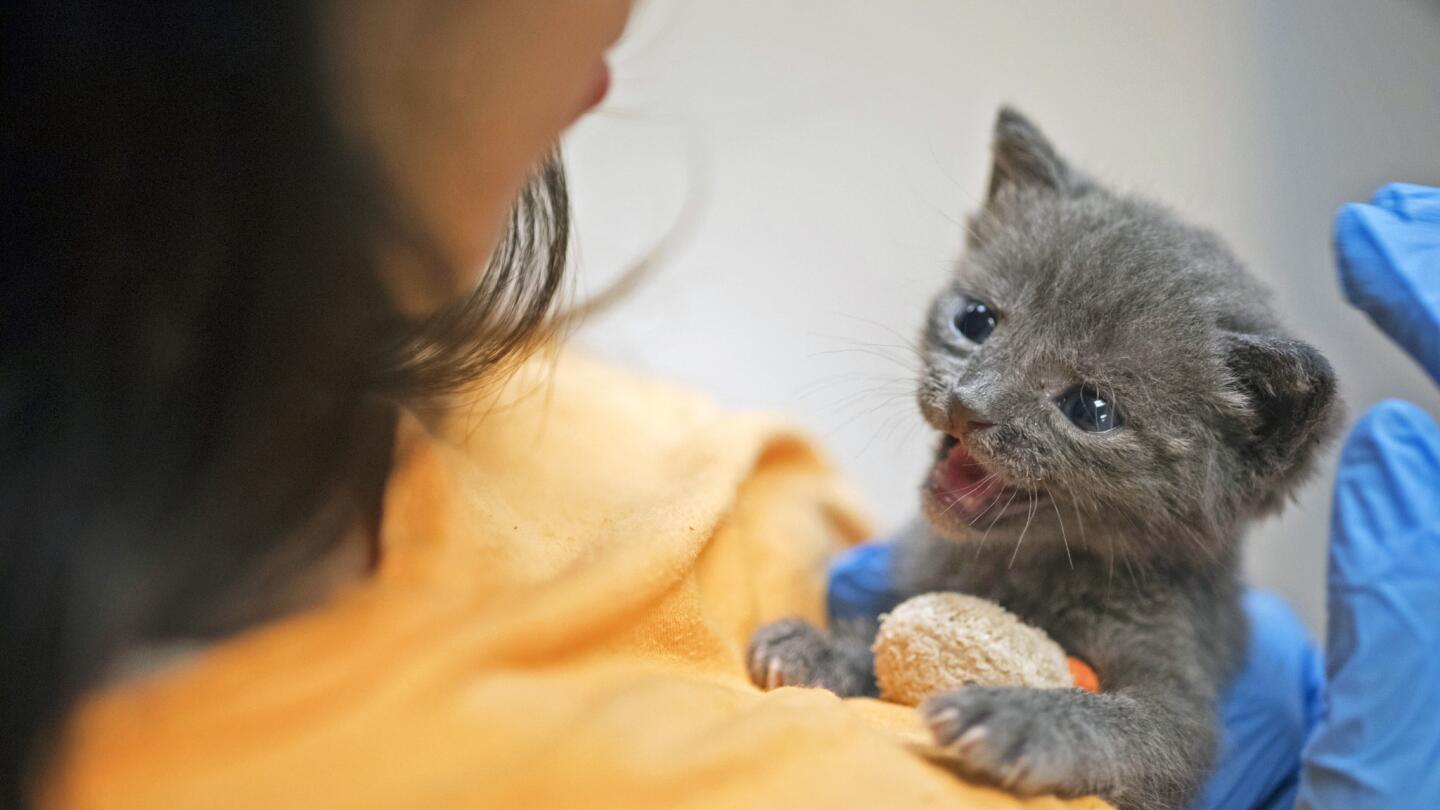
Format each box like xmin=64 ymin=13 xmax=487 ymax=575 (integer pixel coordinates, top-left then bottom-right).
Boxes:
xmin=988 ymin=107 xmax=1074 ymax=200
xmin=1223 ymin=332 xmax=1341 ymax=508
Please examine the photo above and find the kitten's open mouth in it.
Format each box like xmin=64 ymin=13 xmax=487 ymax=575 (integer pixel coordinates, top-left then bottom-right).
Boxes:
xmin=924 ymin=435 xmax=1035 ymax=526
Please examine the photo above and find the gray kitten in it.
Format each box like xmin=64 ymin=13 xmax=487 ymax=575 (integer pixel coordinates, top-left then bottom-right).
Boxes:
xmin=747 ymin=108 xmax=1340 ymax=810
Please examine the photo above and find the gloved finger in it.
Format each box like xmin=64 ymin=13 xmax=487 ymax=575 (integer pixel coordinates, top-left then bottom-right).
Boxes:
xmin=1298 ymin=400 xmax=1440 ymax=809
xmin=1334 ymin=183 xmax=1440 ymax=384
xmin=1191 ymin=591 xmax=1322 ymax=810
xmin=826 ymin=541 xmax=903 ymax=625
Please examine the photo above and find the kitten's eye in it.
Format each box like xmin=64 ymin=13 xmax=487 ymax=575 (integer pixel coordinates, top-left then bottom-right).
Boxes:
xmin=953 ymin=299 xmax=997 ymax=344
xmin=1057 ymin=385 xmax=1123 ymax=433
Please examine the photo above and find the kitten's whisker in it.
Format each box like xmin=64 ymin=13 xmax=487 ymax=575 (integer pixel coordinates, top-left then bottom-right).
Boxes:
xmin=833 ymin=314 xmax=926 ymax=357
xmin=963 ymin=488 xmax=1006 ymax=527
xmin=953 ymin=473 xmax=999 ymax=498
xmin=806 ymin=334 xmax=921 ymax=364
xmin=1051 ymin=497 xmax=1074 ymax=570
xmin=1114 ymin=509 xmax=1163 ymax=585
xmin=819 ymin=387 xmax=912 ymax=417
xmin=805 ymin=346 xmax=919 ymax=374
xmin=860 ymin=410 xmax=922 ymax=457
xmin=1106 ymin=529 xmax=1116 ymax=594
xmin=900 ymin=421 xmax=924 ymax=449
xmin=1069 ymin=500 xmax=1089 ymax=548
xmin=794 ymin=373 xmax=908 ymax=400
xmin=827 ymin=388 xmax=913 ymax=415
xmin=807 ymin=371 xmax=909 ymax=394
xmin=936 ymin=474 xmax=999 ymax=520
xmin=944 ymin=478 xmax=1007 ymax=527
xmin=1172 ymin=518 xmax=1220 ymax=563
xmin=792 ymin=369 xmax=882 ymax=392
xmin=824 ymin=392 xmax=919 ymax=437
xmin=1122 ymin=552 xmax=1140 ymax=590
xmin=976 ymin=489 xmax=1018 ymax=558
xmin=1008 ymin=489 xmax=1039 ymax=569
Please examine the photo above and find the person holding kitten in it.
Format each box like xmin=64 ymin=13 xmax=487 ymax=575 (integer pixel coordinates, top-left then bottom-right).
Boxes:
xmin=6 ymin=1 xmax=1438 ymax=808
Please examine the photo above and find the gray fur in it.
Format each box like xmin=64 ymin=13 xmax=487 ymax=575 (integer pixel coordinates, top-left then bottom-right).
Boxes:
xmin=748 ymin=107 xmax=1341 ymax=810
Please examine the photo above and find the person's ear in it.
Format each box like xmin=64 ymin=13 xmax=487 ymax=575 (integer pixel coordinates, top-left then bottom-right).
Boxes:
xmin=1223 ymin=332 xmax=1341 ymax=509
xmin=987 ymin=106 xmax=1073 ymax=201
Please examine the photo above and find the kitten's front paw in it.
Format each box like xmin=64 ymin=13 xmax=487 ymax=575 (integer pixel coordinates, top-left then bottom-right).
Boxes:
xmin=747 ymin=618 xmax=864 ymax=695
xmin=922 ymin=687 xmax=1089 ymax=798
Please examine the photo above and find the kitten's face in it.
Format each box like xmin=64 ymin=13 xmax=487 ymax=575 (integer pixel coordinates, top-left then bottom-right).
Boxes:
xmin=917 ymin=110 xmax=1338 ymax=560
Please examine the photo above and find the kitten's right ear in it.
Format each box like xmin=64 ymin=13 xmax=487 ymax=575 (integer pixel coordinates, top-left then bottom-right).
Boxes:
xmin=988 ymin=107 xmax=1072 ymax=200
xmin=1222 ymin=332 xmax=1341 ymax=511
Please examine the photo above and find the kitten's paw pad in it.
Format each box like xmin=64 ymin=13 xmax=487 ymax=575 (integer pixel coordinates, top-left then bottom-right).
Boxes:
xmin=747 ymin=618 xmax=838 ymax=692
xmin=922 ymin=687 xmax=1083 ymax=797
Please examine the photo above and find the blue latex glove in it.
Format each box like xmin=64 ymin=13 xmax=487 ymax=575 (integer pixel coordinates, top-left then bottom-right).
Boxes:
xmin=1296 ymin=184 xmax=1440 ymax=809
xmin=829 ymin=182 xmax=1440 ymax=810
xmin=1202 ymin=184 xmax=1440 ymax=809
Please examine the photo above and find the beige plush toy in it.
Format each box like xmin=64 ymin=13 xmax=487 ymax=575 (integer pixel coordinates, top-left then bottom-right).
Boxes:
xmin=872 ymin=592 xmax=1100 ymax=706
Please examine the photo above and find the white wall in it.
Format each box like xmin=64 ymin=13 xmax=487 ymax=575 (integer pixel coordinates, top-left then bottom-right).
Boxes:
xmin=565 ymin=0 xmax=1440 ymax=633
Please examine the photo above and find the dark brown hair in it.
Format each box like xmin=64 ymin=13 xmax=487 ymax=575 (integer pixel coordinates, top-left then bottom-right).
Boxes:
xmin=1 ymin=2 xmax=571 ymax=801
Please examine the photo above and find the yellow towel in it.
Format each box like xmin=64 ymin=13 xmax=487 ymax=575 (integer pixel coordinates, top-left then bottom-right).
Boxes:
xmin=45 ymin=355 xmax=1108 ymax=809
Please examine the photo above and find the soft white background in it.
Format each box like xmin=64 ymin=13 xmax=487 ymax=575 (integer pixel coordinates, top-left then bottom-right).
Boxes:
xmin=564 ymin=0 xmax=1440 ymax=633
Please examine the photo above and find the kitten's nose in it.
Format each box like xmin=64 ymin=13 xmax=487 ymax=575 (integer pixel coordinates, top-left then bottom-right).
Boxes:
xmin=946 ymin=394 xmax=995 ymax=434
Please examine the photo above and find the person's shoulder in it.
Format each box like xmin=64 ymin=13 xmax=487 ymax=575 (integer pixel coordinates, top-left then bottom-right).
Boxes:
xmin=480 ymin=351 xmax=762 ymax=448
xmin=411 ymin=351 xmax=818 ymax=509
xmin=539 ymin=352 xmax=731 ymax=431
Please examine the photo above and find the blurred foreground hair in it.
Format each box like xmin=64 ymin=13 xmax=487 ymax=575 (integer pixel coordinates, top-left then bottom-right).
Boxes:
xmin=2 ymin=2 xmax=570 ymax=802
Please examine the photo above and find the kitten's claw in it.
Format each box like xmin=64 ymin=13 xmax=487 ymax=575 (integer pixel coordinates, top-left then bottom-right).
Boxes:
xmin=955 ymin=725 xmax=988 ymax=754
xmin=927 ymin=706 xmax=961 ymax=738
xmin=747 ymin=617 xmax=878 ymax=696
xmin=746 ymin=618 xmax=828 ymax=690
xmin=746 ymin=617 xmax=871 ymax=695
xmin=765 ymin=657 xmax=784 ymax=690
xmin=922 ymin=687 xmax=1087 ymax=798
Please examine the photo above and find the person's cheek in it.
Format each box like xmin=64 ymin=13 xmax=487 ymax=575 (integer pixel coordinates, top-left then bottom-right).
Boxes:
xmin=407 ymin=1 xmax=632 ymax=288
xmin=321 ymin=0 xmax=634 ymax=310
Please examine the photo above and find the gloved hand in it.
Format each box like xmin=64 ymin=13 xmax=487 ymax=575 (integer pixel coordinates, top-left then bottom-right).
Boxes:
xmin=1295 ymin=183 xmax=1440 ymax=809
xmin=828 ymin=183 xmax=1440 ymax=810
xmin=1197 ymin=184 xmax=1440 ymax=809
